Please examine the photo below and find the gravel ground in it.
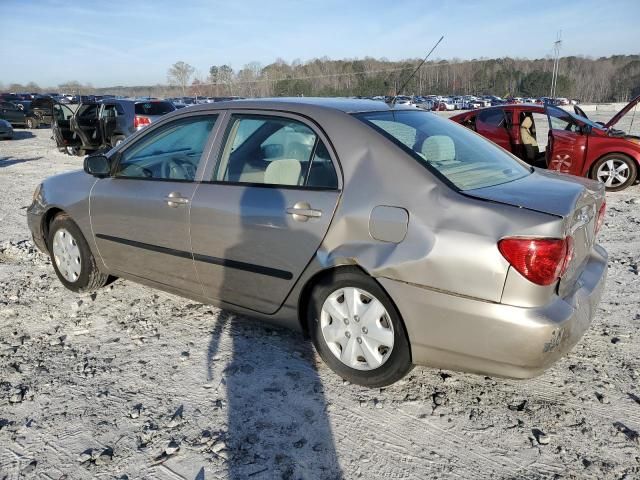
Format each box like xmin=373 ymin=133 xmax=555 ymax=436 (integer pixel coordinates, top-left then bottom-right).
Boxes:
xmin=0 ymin=114 xmax=639 ymax=479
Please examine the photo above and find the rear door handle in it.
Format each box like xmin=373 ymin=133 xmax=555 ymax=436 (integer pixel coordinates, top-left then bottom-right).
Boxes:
xmin=286 ymin=202 xmax=322 ymax=222
xmin=164 ymin=191 xmax=189 ymax=207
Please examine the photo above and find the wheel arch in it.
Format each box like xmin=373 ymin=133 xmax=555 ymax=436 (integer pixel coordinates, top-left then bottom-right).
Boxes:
xmin=295 ymin=263 xmax=413 ymax=362
xmin=41 ymin=207 xmax=66 ymax=250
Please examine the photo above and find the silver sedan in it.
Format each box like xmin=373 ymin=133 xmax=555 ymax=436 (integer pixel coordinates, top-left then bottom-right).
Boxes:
xmin=27 ymin=98 xmax=607 ymax=387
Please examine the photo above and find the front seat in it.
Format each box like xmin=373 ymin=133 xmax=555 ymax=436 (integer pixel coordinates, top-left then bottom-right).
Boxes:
xmin=520 ymin=116 xmax=539 ymax=164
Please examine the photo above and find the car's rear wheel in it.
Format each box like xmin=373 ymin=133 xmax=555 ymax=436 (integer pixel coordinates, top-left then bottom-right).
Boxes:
xmin=26 ymin=118 xmax=38 ymax=129
xmin=48 ymin=213 xmax=109 ymax=292
xmin=591 ymin=154 xmax=637 ymax=191
xmin=308 ymin=269 xmax=413 ymax=387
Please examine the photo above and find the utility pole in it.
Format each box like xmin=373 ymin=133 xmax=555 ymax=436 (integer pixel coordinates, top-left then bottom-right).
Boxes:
xmin=550 ymin=31 xmax=562 ymax=99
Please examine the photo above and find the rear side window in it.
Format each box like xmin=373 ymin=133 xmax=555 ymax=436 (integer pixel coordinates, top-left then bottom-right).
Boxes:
xmin=213 ymin=114 xmax=338 ymax=189
xmin=477 ymin=109 xmax=506 ymax=127
xmin=355 ymin=110 xmax=530 ymax=191
xmin=135 ymin=101 xmax=175 ymax=116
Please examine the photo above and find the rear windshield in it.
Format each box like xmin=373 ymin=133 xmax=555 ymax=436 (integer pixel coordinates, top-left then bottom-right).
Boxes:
xmin=135 ymin=101 xmax=175 ymax=116
xmin=354 ymin=110 xmax=530 ymax=190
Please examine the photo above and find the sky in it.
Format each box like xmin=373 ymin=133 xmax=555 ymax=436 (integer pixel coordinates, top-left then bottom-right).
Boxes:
xmin=1 ymin=0 xmax=639 ymax=88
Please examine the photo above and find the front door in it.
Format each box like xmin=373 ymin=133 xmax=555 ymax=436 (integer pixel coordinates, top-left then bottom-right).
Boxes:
xmin=545 ymin=105 xmax=588 ymax=175
xmin=90 ymin=114 xmax=220 ymax=295
xmin=99 ymin=104 xmax=118 ymax=146
xmin=190 ymin=112 xmax=341 ymax=314
xmin=475 ymin=108 xmax=513 ymax=152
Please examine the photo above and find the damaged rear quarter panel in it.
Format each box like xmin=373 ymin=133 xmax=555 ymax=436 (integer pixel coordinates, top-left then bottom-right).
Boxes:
xmin=307 ymin=112 xmax=563 ymax=303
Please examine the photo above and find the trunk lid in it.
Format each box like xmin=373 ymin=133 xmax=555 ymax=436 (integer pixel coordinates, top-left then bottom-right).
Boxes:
xmin=466 ymin=169 xmax=606 ymax=294
xmin=604 ymin=94 xmax=640 ymax=129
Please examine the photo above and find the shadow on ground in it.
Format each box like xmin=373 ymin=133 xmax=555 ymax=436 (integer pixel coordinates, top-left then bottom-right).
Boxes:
xmin=0 ymin=156 xmax=43 ymax=168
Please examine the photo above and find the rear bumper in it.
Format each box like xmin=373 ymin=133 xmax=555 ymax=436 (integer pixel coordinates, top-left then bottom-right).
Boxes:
xmin=379 ymin=244 xmax=608 ymax=379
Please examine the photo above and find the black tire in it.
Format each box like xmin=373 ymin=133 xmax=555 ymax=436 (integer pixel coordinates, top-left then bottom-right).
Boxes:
xmin=48 ymin=213 xmax=109 ymax=292
xmin=110 ymin=135 xmax=126 ymax=148
xmin=590 ymin=153 xmax=638 ymax=192
xmin=307 ymin=268 xmax=413 ymax=387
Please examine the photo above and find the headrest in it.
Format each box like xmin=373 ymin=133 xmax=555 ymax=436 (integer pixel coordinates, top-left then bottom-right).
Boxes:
xmin=421 ymin=135 xmax=456 ymax=163
xmin=264 ymin=159 xmax=301 ymax=185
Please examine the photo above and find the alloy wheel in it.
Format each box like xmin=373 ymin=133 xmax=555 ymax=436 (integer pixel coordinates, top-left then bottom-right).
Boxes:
xmin=52 ymin=228 xmax=82 ymax=282
xmin=320 ymin=287 xmax=394 ymax=371
xmin=596 ymin=158 xmax=630 ymax=188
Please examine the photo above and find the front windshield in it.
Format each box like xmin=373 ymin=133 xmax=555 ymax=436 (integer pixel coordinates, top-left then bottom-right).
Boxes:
xmin=354 ymin=110 xmax=531 ymax=191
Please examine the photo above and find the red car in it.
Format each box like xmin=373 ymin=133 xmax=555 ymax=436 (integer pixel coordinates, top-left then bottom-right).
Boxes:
xmin=451 ymin=96 xmax=640 ymax=191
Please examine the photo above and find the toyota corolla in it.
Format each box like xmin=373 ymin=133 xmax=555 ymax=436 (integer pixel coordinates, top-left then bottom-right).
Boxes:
xmin=27 ymin=98 xmax=608 ymax=387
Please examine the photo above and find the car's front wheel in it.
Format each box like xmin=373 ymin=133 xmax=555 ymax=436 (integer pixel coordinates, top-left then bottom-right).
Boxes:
xmin=591 ymin=154 xmax=637 ymax=191
xmin=308 ymin=269 xmax=413 ymax=387
xmin=26 ymin=118 xmax=39 ymax=129
xmin=48 ymin=213 xmax=109 ymax=292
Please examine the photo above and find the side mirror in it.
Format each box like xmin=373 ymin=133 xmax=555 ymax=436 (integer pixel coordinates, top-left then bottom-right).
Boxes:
xmin=84 ymin=154 xmax=111 ymax=178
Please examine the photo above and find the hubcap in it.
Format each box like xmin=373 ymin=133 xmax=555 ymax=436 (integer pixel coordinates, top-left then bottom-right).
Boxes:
xmin=596 ymin=159 xmax=629 ymax=188
xmin=52 ymin=228 xmax=82 ymax=282
xmin=320 ymin=287 xmax=394 ymax=371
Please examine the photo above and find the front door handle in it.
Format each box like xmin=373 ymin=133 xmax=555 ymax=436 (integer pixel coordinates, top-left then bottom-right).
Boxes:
xmin=164 ymin=191 xmax=189 ymax=207
xmin=286 ymin=202 xmax=322 ymax=222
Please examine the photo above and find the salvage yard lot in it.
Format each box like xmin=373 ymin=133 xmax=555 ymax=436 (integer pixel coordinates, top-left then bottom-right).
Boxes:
xmin=1 ymin=112 xmax=639 ymax=479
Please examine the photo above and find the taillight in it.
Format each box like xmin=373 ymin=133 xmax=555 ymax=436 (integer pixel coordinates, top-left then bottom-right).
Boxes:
xmin=498 ymin=237 xmax=573 ymax=286
xmin=134 ymin=115 xmax=151 ymax=129
xmin=595 ymin=201 xmax=606 ymax=236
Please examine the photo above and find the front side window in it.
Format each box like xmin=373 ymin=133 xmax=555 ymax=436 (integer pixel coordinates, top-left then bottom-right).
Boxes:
xmin=116 ymin=115 xmax=217 ymax=181
xmin=547 ymin=106 xmax=582 ymax=133
xmin=354 ymin=110 xmax=530 ymax=191
xmin=214 ymin=114 xmax=338 ymax=188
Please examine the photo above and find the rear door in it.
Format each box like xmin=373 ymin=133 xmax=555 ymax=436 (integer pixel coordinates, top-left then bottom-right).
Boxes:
xmin=475 ymin=108 xmax=513 ymax=152
xmin=99 ymin=103 xmax=118 ymax=145
xmin=545 ymin=105 xmax=587 ymax=175
xmin=90 ymin=114 xmax=220 ymax=294
xmin=52 ymin=103 xmax=80 ymax=149
xmin=70 ymin=103 xmax=102 ymax=149
xmin=190 ymin=111 xmax=341 ymax=314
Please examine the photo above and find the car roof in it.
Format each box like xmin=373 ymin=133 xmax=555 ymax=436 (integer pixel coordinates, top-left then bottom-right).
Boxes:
xmin=180 ymin=97 xmax=415 ymax=115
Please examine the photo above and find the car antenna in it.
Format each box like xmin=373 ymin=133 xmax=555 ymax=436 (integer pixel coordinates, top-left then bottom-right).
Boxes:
xmin=389 ymin=35 xmax=444 ymax=107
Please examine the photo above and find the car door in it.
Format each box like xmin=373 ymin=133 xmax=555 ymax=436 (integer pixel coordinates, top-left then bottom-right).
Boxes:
xmin=70 ymin=103 xmax=102 ymax=149
xmin=90 ymin=113 xmax=220 ymax=295
xmin=99 ymin=103 xmax=118 ymax=145
xmin=544 ymin=105 xmax=587 ymax=175
xmin=52 ymin=103 xmax=80 ymax=150
xmin=475 ymin=108 xmax=513 ymax=152
xmin=190 ymin=111 xmax=341 ymax=314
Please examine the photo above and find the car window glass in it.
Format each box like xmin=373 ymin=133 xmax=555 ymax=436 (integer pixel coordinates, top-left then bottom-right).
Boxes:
xmin=215 ymin=115 xmax=325 ymax=187
xmin=477 ymin=109 xmax=505 ymax=127
xmin=547 ymin=107 xmax=581 ymax=133
xmin=355 ymin=110 xmax=530 ymax=191
xmin=116 ymin=115 xmax=217 ymax=181
xmin=134 ymin=102 xmax=175 ymax=116
xmin=306 ymin=140 xmax=338 ymax=189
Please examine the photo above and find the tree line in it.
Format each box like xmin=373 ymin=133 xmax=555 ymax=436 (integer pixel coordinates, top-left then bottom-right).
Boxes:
xmin=4 ymin=55 xmax=639 ymax=102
